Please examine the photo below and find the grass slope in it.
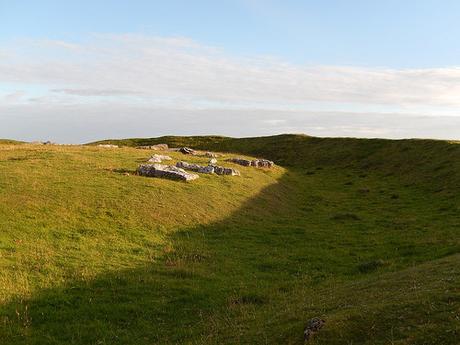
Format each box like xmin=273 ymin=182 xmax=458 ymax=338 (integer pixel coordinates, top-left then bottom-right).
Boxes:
xmin=0 ymin=136 xmax=458 ymax=344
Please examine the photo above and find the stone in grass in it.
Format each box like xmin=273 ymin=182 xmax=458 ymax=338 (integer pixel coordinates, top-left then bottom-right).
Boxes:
xmin=136 ymin=144 xmax=169 ymax=150
xmin=227 ymin=158 xmax=275 ymax=168
xmin=147 ymin=154 xmax=172 ymax=163
xmin=227 ymin=158 xmax=252 ymax=166
xmin=209 ymin=158 xmax=218 ymax=165
xmin=150 ymin=143 xmax=169 ymax=150
xmin=176 ymin=161 xmax=215 ymax=174
xmin=97 ymin=144 xmax=118 ymax=148
xmin=304 ymin=317 xmax=325 ymax=342
xmin=204 ymin=151 xmax=220 ymax=158
xmin=213 ymin=166 xmax=240 ymax=176
xmin=179 ymin=147 xmax=196 ymax=155
xmin=250 ymin=159 xmax=274 ymax=168
xmin=137 ymin=164 xmax=199 ymax=181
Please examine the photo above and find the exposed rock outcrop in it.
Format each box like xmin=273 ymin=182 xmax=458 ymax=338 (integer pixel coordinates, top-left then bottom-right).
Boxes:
xmin=97 ymin=144 xmax=118 ymax=148
xmin=176 ymin=161 xmax=215 ymax=174
xmin=204 ymin=152 xmax=220 ymax=158
xmin=227 ymin=158 xmax=274 ymax=168
xmin=147 ymin=154 xmax=172 ymax=163
xmin=179 ymin=147 xmax=196 ymax=155
xmin=137 ymin=164 xmax=199 ymax=181
xmin=251 ymin=159 xmax=274 ymax=168
xmin=213 ymin=166 xmax=240 ymax=176
xmin=136 ymin=144 xmax=169 ymax=150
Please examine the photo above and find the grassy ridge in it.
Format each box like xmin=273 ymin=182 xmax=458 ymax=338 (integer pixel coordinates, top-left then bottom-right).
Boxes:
xmin=93 ymin=134 xmax=460 ymax=192
xmin=1 ymin=136 xmax=459 ymax=344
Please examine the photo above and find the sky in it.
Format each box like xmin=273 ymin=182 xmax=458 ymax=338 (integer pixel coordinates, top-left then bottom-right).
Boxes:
xmin=1 ymin=0 xmax=460 ymax=143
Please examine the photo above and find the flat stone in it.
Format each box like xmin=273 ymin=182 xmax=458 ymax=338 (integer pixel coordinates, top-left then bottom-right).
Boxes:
xmin=137 ymin=164 xmax=199 ymax=181
xmin=250 ymin=159 xmax=274 ymax=168
xmin=147 ymin=154 xmax=172 ymax=163
xmin=227 ymin=157 xmax=274 ymax=168
xmin=150 ymin=144 xmax=169 ymax=150
xmin=136 ymin=144 xmax=169 ymax=150
xmin=227 ymin=158 xmax=252 ymax=166
xmin=213 ymin=166 xmax=240 ymax=176
xmin=97 ymin=144 xmax=118 ymax=148
xmin=176 ymin=161 xmax=215 ymax=174
xmin=204 ymin=152 xmax=220 ymax=158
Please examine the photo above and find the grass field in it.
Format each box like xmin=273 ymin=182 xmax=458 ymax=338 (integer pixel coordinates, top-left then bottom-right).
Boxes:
xmin=0 ymin=135 xmax=459 ymax=344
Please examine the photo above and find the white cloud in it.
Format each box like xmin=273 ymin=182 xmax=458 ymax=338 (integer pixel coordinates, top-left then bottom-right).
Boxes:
xmin=2 ymin=34 xmax=460 ymax=112
xmin=0 ymin=34 xmax=459 ymax=141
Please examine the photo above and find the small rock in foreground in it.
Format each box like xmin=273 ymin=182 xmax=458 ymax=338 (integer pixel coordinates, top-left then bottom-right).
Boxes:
xmin=176 ymin=161 xmax=215 ymax=174
xmin=304 ymin=317 xmax=325 ymax=342
xmin=137 ymin=164 xmax=199 ymax=181
xmin=209 ymin=158 xmax=218 ymax=165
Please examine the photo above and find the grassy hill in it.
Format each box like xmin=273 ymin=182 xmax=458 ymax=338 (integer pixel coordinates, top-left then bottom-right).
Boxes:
xmin=0 ymin=135 xmax=459 ymax=344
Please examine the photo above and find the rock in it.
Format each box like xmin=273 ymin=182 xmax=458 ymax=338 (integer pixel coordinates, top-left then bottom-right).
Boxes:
xmin=303 ymin=318 xmax=325 ymax=342
xmin=136 ymin=144 xmax=169 ymax=150
xmin=250 ymin=159 xmax=274 ymax=168
xmin=97 ymin=144 xmax=118 ymax=148
xmin=213 ymin=166 xmax=240 ymax=176
xmin=151 ymin=144 xmax=169 ymax=150
xmin=209 ymin=158 xmax=218 ymax=165
xmin=137 ymin=164 xmax=199 ymax=181
xmin=42 ymin=141 xmax=55 ymax=145
xmin=204 ymin=152 xmax=220 ymax=158
xmin=147 ymin=154 xmax=172 ymax=163
xmin=179 ymin=147 xmax=196 ymax=155
xmin=176 ymin=161 xmax=215 ymax=174
xmin=227 ymin=158 xmax=252 ymax=166
xmin=227 ymin=157 xmax=274 ymax=168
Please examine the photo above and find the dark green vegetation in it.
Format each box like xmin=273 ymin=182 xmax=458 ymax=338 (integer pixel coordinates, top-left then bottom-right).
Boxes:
xmin=1 ymin=135 xmax=459 ymax=344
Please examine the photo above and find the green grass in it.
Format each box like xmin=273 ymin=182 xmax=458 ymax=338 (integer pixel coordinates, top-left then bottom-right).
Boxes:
xmin=0 ymin=135 xmax=459 ymax=344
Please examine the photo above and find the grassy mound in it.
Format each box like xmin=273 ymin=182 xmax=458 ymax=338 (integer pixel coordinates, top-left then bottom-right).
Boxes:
xmin=1 ymin=136 xmax=459 ymax=344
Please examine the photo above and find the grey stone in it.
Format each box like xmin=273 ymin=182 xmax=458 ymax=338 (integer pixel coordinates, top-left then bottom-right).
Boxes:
xmin=204 ymin=152 xmax=220 ymax=158
xmin=303 ymin=318 xmax=325 ymax=342
xmin=150 ymin=144 xmax=169 ymax=150
xmin=176 ymin=161 xmax=215 ymax=174
xmin=250 ymin=159 xmax=274 ymax=168
xmin=179 ymin=147 xmax=196 ymax=155
xmin=147 ymin=154 xmax=172 ymax=163
xmin=227 ymin=157 xmax=274 ymax=168
xmin=137 ymin=164 xmax=199 ymax=181
xmin=213 ymin=166 xmax=240 ymax=176
xmin=97 ymin=144 xmax=118 ymax=148
xmin=227 ymin=158 xmax=252 ymax=166
xmin=136 ymin=143 xmax=169 ymax=150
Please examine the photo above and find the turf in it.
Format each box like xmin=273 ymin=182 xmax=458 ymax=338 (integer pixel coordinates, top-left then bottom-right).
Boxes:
xmin=0 ymin=135 xmax=459 ymax=344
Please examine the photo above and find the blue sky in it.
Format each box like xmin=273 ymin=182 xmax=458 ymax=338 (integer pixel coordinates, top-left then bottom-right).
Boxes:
xmin=1 ymin=0 xmax=460 ymax=142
